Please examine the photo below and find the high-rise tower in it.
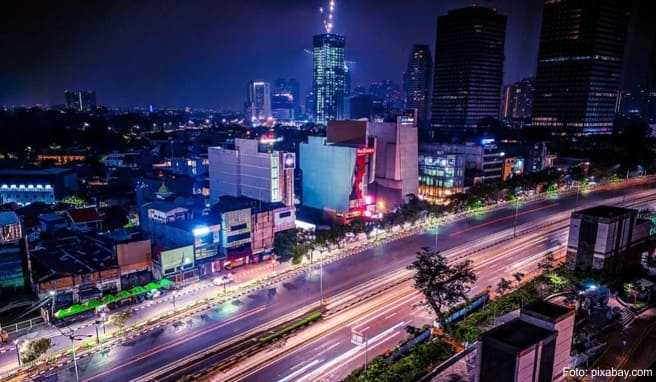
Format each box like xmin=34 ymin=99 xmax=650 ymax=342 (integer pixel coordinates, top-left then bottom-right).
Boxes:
xmin=313 ymin=1 xmax=346 ymax=125
xmin=403 ymin=44 xmax=433 ymax=129
xmin=246 ymin=80 xmax=272 ymax=125
xmin=532 ymin=0 xmax=630 ymax=136
xmin=430 ymin=6 xmax=507 ymax=141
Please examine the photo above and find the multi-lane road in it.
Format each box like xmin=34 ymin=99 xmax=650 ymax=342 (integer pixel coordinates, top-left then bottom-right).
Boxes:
xmin=20 ymin=180 xmax=656 ymax=382
xmin=228 ymin=186 xmax=656 ymax=382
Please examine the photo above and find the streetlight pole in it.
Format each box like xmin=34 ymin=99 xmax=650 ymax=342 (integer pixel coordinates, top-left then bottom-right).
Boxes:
xmin=71 ymin=338 xmax=80 ymax=382
xmin=364 ymin=335 xmax=368 ymax=374
xmin=49 ymin=290 xmax=56 ymax=322
xmin=14 ymin=340 xmax=21 ymax=367
xmin=434 ymin=218 xmax=439 ymax=250
xmin=512 ymin=198 xmax=519 ymax=238
xmin=319 ymin=256 xmax=324 ymax=305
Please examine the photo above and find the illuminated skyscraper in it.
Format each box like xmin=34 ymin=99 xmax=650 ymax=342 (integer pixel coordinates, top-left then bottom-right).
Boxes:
xmin=501 ymin=77 xmax=535 ymax=128
xmin=313 ymin=33 xmax=346 ymax=124
xmin=430 ymin=6 xmax=506 ymax=141
xmin=532 ymin=0 xmax=630 ymax=135
xmin=246 ymin=80 xmax=272 ymax=124
xmin=403 ymin=44 xmax=432 ymax=129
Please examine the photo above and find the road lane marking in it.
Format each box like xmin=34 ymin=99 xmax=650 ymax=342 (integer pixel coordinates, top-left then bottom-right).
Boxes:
xmin=81 ymin=305 xmax=267 ymax=381
xmin=277 ymin=359 xmax=322 ymax=382
xmin=296 ymin=321 xmax=408 ymax=382
xmin=449 ymin=203 xmax=558 ymax=237
xmin=351 ymin=292 xmax=419 ymax=331
xmin=314 ymin=342 xmax=342 ymax=358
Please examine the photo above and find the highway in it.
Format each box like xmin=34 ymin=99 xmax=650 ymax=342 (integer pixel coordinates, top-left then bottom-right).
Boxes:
xmin=228 ymin=188 xmax=656 ymax=382
xmin=21 ymin=181 xmax=656 ymax=382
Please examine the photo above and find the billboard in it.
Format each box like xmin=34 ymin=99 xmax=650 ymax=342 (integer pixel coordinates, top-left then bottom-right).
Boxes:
xmin=283 ymin=152 xmax=296 ymax=169
xmin=160 ymin=245 xmax=194 ymax=273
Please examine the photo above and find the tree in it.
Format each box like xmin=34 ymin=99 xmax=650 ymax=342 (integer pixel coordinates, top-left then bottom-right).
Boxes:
xmin=109 ymin=311 xmax=132 ymax=330
xmin=512 ymin=272 xmax=525 ymax=285
xmin=496 ymin=278 xmax=512 ymax=297
xmin=61 ymin=195 xmax=86 ymax=208
xmin=411 ymin=247 xmax=477 ymax=327
xmin=624 ymin=282 xmax=639 ymax=304
xmin=538 ymin=251 xmax=556 ymax=273
xmin=273 ymin=229 xmax=298 ymax=261
xmin=19 ymin=338 xmax=52 ymax=363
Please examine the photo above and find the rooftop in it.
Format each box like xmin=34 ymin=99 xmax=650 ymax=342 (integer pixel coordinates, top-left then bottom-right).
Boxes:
xmin=30 ymin=231 xmax=118 ymax=283
xmin=522 ymin=300 xmax=574 ymax=322
xmin=146 ymin=200 xmax=189 ymax=213
xmin=0 ymin=211 xmax=19 ymax=225
xmin=574 ymin=205 xmax=636 ymax=220
xmin=213 ymin=195 xmax=285 ymax=214
xmin=483 ymin=318 xmax=554 ymax=350
xmin=68 ymin=207 xmax=102 ymax=223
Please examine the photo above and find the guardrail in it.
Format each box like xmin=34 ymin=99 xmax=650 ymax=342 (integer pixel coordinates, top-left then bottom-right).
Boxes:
xmin=0 ymin=317 xmax=45 ymax=337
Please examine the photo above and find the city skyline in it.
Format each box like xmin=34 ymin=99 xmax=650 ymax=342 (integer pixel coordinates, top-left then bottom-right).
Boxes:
xmin=1 ymin=0 xmax=544 ymax=109
xmin=3 ymin=1 xmax=656 ymax=380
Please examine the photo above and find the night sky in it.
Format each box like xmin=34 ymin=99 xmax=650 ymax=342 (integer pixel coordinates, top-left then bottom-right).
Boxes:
xmin=1 ymin=0 xmax=543 ymax=109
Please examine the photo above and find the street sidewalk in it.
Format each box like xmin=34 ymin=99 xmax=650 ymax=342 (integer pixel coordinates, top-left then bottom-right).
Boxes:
xmin=0 ymin=259 xmax=292 ymax=376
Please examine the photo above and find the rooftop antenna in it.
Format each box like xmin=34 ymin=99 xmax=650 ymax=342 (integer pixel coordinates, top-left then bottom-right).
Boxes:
xmin=319 ymin=0 xmax=336 ymax=33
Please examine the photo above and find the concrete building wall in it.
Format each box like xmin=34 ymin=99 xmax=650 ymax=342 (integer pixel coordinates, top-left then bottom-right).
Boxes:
xmin=300 ymin=136 xmax=357 ymax=212
xmin=370 ymin=116 xmax=418 ymax=207
xmin=208 ymin=146 xmax=240 ymax=203
xmin=515 ymin=346 xmax=540 ymax=382
xmin=209 ymin=139 xmax=284 ymax=204
xmin=520 ymin=313 xmax=574 ymax=381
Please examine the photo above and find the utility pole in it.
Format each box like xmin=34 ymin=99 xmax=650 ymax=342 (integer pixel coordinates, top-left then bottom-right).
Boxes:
xmin=512 ymin=198 xmax=520 ymax=238
xmin=364 ymin=334 xmax=369 ymax=374
xmin=55 ymin=328 xmax=91 ymax=382
xmin=14 ymin=340 xmax=21 ymax=367
xmin=434 ymin=218 xmax=439 ymax=250
xmin=49 ymin=290 xmax=56 ymax=322
xmin=319 ymin=256 xmax=324 ymax=305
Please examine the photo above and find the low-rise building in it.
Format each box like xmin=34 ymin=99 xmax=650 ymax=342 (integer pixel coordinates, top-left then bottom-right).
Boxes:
xmin=0 ymin=168 xmax=78 ymax=205
xmin=67 ymin=207 xmax=103 ymax=232
xmin=145 ymin=201 xmax=192 ymax=225
xmin=37 ymin=149 xmax=87 ymax=166
xmin=29 ymin=232 xmax=122 ymax=304
xmin=418 ymin=149 xmax=466 ymax=203
xmin=0 ymin=211 xmax=26 ymax=291
xmin=502 ymin=156 xmax=525 ymax=181
xmin=29 ymin=230 xmax=155 ymax=303
xmin=479 ymin=300 xmax=574 ymax=382
xmin=566 ymin=206 xmax=650 ymax=274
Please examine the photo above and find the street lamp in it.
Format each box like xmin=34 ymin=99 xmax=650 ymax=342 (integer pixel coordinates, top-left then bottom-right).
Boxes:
xmin=49 ymin=290 xmax=56 ymax=322
xmin=100 ymin=312 xmax=107 ymax=335
xmin=55 ymin=328 xmax=92 ymax=382
xmin=319 ymin=255 xmax=324 ymax=305
xmin=434 ymin=217 xmax=440 ymax=250
xmin=512 ymin=197 xmax=520 ymax=238
xmin=14 ymin=340 xmax=21 ymax=367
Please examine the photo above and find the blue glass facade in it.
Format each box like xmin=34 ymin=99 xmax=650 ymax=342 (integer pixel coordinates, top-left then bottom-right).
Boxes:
xmin=300 ymin=136 xmax=356 ymax=212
